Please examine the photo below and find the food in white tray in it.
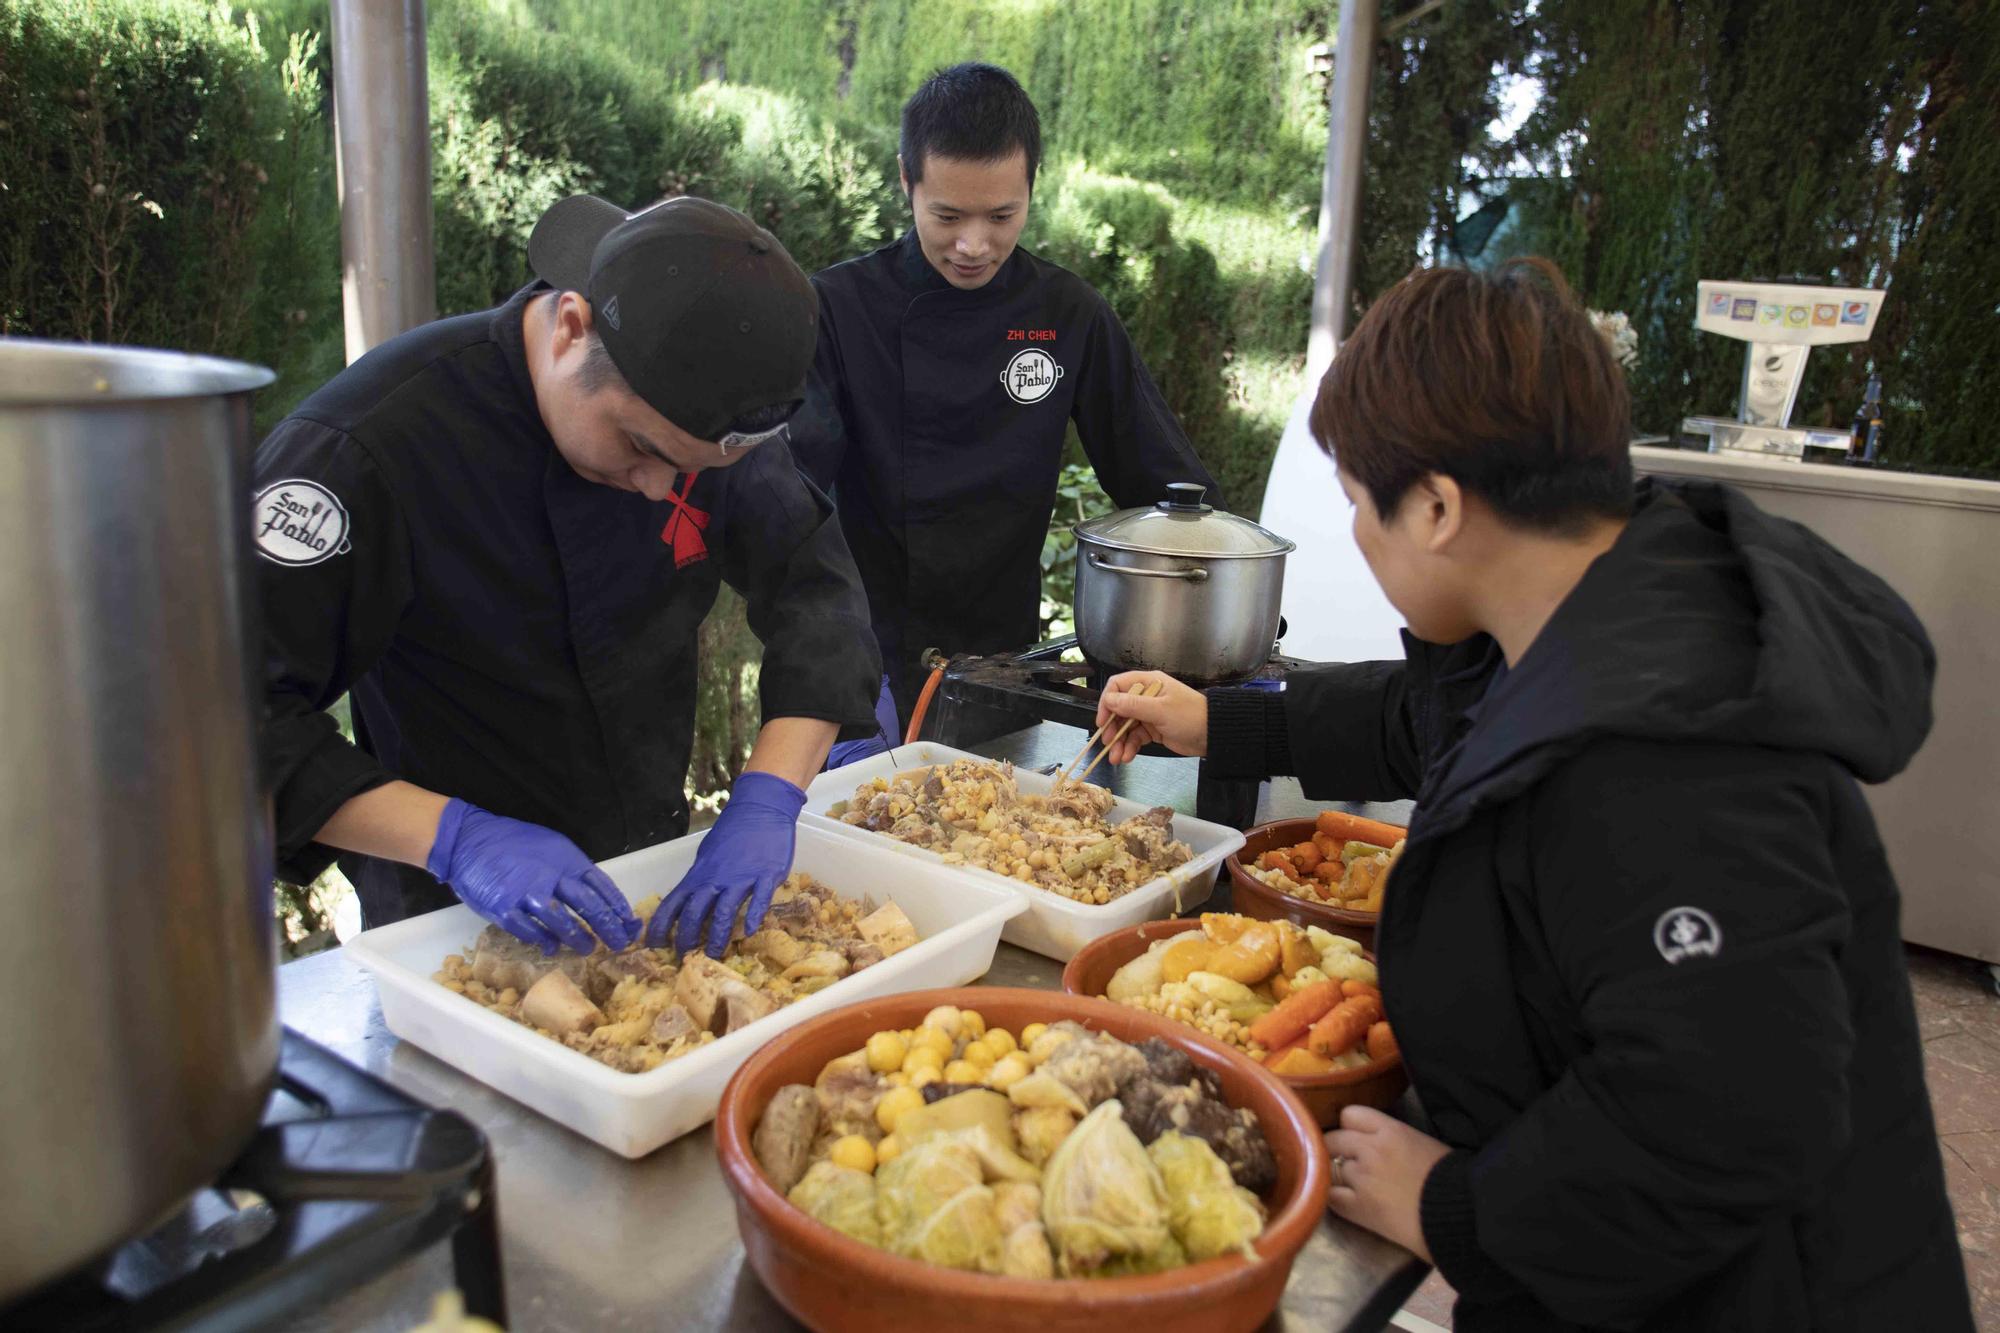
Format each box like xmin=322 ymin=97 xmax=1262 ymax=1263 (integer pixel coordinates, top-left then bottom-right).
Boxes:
xmin=431 ymin=873 xmax=918 ymax=1073
xmin=826 ymin=759 xmax=1193 ymax=905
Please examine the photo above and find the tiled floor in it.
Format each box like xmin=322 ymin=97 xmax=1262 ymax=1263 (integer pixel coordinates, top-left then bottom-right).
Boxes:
xmin=1397 ymin=944 xmax=2000 ymax=1331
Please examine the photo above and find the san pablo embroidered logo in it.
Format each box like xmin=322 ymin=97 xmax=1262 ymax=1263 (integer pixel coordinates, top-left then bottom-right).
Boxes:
xmin=253 ymin=479 xmax=351 ymax=566
xmin=1000 ymin=347 xmax=1064 ymax=405
xmin=600 ymin=293 xmax=622 ymax=331
xmin=1653 ymin=906 xmax=1722 ymax=965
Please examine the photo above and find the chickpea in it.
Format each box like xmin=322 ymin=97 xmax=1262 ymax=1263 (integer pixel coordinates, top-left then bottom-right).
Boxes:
xmin=944 ymin=1059 xmax=982 ymax=1084
xmin=866 ymin=1031 xmax=909 ymax=1074
xmin=829 ymin=1135 xmax=877 ymax=1174
xmin=875 ymin=1085 xmax=925 ymax=1135
xmin=921 ymin=1006 xmax=964 ymax=1040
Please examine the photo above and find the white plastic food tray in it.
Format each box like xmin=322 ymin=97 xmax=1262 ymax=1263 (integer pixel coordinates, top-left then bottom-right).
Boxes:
xmin=802 ymin=743 xmax=1245 ymax=962
xmin=343 ymin=821 xmax=1027 ymax=1158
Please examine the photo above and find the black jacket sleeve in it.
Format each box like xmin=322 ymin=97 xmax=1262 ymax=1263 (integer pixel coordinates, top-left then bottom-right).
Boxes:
xmin=788 ymin=284 xmax=850 ymax=495
xmin=1070 ymin=295 xmax=1226 ymax=511
xmin=1422 ymin=740 xmax=1856 ymax=1327
xmin=717 ymin=436 xmax=881 ymax=735
xmin=1203 ymin=633 xmax=1500 ymax=799
xmin=254 ymin=420 xmax=415 ymax=885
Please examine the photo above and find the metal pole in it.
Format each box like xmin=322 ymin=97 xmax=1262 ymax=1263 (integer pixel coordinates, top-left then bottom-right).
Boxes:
xmin=1307 ymin=0 xmax=1381 ymax=381
xmin=330 ymin=0 xmax=435 ymax=363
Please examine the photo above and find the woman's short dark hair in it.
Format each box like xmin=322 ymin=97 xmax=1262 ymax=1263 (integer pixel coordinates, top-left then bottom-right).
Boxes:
xmin=1311 ymin=258 xmax=1634 ymax=534
xmin=901 ymin=63 xmax=1042 ymax=190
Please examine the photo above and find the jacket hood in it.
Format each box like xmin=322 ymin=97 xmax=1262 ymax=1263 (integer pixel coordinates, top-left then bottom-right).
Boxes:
xmin=1422 ymin=477 xmax=1935 ymax=830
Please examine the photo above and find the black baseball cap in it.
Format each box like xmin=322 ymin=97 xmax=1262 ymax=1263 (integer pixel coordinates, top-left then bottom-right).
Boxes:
xmin=527 ymin=194 xmax=817 ymax=443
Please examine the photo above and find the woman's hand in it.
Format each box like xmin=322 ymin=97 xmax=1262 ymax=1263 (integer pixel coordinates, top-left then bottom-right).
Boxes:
xmin=1093 ymin=671 xmax=1209 ymax=763
xmin=1324 ymin=1105 xmax=1452 ymax=1262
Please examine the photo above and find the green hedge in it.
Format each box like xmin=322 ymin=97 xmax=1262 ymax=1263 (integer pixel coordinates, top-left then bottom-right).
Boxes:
xmin=0 ymin=0 xmax=342 ymax=422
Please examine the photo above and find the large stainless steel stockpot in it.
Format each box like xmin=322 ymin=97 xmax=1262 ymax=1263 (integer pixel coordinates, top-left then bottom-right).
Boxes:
xmin=0 ymin=339 xmax=277 ymax=1302
xmin=1073 ymin=483 xmax=1295 ymax=683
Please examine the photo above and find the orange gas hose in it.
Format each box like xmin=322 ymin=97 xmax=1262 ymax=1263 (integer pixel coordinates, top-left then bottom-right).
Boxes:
xmin=904 ymin=663 xmax=946 ymax=745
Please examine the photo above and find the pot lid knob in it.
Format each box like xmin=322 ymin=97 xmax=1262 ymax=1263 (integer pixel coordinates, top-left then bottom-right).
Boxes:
xmin=1160 ymin=482 xmax=1210 ymax=514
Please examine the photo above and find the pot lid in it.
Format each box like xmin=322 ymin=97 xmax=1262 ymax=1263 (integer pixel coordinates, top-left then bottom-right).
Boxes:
xmin=1074 ymin=482 xmax=1296 ymax=557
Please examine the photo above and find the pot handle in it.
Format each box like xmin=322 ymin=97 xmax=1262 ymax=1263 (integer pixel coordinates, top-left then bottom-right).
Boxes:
xmin=1087 ymin=551 xmax=1209 ymax=582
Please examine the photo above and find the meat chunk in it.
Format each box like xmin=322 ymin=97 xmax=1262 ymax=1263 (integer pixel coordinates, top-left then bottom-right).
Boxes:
xmin=837 ymin=938 xmax=886 ymax=971
xmin=754 ymin=1084 xmax=822 ymax=1195
xmin=648 ymin=1004 xmax=698 ymax=1046
xmin=520 ymin=969 xmax=605 ymax=1038
xmin=721 ymin=986 xmax=778 ymax=1034
xmin=814 ymin=1050 xmax=884 ymax=1141
xmin=673 ymin=954 xmax=740 ymax=1031
xmin=1037 ymin=1030 xmax=1148 ymax=1106
xmin=857 ymin=902 xmax=918 ymax=957
xmin=1115 ymin=1069 xmax=1276 ymax=1195
xmin=469 ymin=925 xmax=561 ymax=993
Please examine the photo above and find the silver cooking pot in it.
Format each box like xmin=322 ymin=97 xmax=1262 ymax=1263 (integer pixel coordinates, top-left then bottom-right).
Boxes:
xmin=1073 ymin=483 xmax=1296 ymax=683
xmin=0 ymin=339 xmax=277 ymax=1302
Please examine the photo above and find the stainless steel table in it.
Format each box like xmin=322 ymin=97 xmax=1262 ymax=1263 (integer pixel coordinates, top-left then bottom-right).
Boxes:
xmin=280 ymin=726 xmax=1427 ymax=1333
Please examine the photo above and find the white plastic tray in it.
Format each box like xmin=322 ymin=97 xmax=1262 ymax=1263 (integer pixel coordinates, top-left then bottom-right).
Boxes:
xmin=802 ymin=743 xmax=1245 ymax=962
xmin=343 ymin=821 xmax=1027 ymax=1158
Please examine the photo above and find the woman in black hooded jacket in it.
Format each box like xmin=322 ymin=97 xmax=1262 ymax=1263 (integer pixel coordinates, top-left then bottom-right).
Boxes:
xmin=1093 ymin=260 xmax=1974 ymax=1331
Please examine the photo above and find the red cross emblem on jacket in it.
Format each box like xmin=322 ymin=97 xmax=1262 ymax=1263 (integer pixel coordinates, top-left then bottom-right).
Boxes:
xmin=660 ymin=472 xmax=709 ymax=569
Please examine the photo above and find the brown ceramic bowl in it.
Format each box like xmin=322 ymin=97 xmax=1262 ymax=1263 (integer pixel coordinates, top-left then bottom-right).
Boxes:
xmin=715 ymin=986 xmax=1329 ymax=1333
xmin=1061 ymin=920 xmax=1408 ymax=1129
xmin=1227 ymin=812 xmax=1408 ymax=950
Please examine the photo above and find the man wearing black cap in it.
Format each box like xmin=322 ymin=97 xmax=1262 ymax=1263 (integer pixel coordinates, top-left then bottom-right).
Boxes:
xmin=255 ymin=194 xmax=881 ymax=959
xmin=793 ymin=64 xmax=1223 ymax=741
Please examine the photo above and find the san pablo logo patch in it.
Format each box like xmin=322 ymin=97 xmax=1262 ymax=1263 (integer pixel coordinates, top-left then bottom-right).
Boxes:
xmin=1000 ymin=347 xmax=1064 ymax=405
xmin=1654 ymin=906 xmax=1722 ymax=965
xmin=253 ymin=479 xmax=351 ymax=566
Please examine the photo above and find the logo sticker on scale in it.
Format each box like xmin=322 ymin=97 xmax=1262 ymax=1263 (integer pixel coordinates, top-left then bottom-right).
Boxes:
xmin=1842 ymin=301 xmax=1870 ymax=325
xmin=254 ymin=479 xmax=351 ymax=566
xmin=1730 ymin=298 xmax=1757 ymax=321
xmin=1706 ymin=292 xmax=1732 ymax=317
xmin=1001 ymin=348 xmax=1065 ymax=405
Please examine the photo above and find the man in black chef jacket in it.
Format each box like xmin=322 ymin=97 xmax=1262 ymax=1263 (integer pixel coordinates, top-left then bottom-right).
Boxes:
xmin=793 ymin=63 xmax=1224 ymax=738
xmin=256 ymin=194 xmax=880 ymax=959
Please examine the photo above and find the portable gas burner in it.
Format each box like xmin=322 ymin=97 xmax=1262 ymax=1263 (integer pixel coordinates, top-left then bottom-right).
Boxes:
xmin=917 ymin=634 xmax=1301 ymax=828
xmin=4 ymin=1030 xmax=502 ymax=1332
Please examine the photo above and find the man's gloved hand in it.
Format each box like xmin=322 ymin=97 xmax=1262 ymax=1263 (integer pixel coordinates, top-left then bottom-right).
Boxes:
xmin=823 ymin=675 xmax=901 ymax=770
xmin=644 ymin=771 xmax=806 ymax=958
xmin=426 ymin=799 xmax=639 ymax=955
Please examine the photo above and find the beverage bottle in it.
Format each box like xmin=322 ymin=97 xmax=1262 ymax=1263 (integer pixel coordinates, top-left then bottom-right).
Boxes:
xmin=1849 ymin=375 xmax=1883 ymax=462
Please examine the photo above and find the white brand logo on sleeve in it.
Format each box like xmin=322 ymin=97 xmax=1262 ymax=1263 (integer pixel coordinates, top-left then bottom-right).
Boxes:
xmin=1000 ymin=348 xmax=1064 ymax=405
xmin=1653 ymin=906 xmax=1722 ymax=964
xmin=253 ymin=479 xmax=351 ymax=566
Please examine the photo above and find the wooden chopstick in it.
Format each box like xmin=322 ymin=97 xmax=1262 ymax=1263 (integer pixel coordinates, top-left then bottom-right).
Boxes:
xmin=1068 ymin=680 xmax=1162 ymax=790
xmin=1053 ymin=713 xmax=1116 ymax=790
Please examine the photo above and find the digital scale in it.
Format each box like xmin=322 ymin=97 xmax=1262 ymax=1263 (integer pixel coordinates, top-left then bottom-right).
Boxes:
xmin=1680 ymin=279 xmax=1882 ymax=459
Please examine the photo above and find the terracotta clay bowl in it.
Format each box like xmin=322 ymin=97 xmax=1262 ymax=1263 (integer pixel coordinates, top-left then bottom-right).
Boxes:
xmin=714 ymin=986 xmax=1329 ymax=1333
xmin=1061 ymin=919 xmax=1408 ymax=1129
xmin=1227 ymin=811 xmax=1409 ymax=950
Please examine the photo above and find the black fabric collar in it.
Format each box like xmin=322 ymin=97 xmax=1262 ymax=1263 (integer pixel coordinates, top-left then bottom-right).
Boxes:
xmin=891 ymin=228 xmax=1029 ymax=301
xmin=489 ymin=282 xmax=550 ymax=431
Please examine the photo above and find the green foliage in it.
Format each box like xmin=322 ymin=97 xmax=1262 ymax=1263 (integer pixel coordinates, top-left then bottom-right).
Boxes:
xmin=426 ymin=10 xmax=740 ymax=314
xmin=0 ymin=0 xmax=343 ymax=424
xmin=685 ymin=82 xmax=902 ymax=275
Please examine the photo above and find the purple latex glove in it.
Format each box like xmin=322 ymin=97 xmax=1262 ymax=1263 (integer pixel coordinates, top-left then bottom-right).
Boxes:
xmin=824 ymin=675 xmax=901 ymax=770
xmin=426 ymin=799 xmax=639 ymax=955
xmin=644 ymin=771 xmax=806 ymax=958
